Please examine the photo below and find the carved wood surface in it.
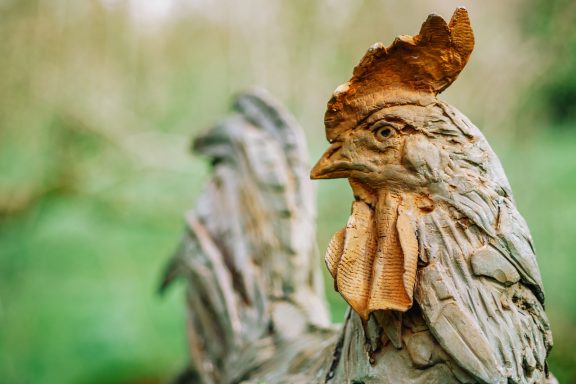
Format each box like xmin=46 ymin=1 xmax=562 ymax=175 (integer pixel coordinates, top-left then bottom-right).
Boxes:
xmin=312 ymin=7 xmax=554 ymax=384
xmin=164 ymin=7 xmax=555 ymax=384
xmin=162 ymin=89 xmax=338 ymax=384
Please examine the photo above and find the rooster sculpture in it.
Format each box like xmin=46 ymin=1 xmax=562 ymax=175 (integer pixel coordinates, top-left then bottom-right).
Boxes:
xmin=162 ymin=89 xmax=339 ymax=384
xmin=164 ymin=7 xmax=554 ymax=384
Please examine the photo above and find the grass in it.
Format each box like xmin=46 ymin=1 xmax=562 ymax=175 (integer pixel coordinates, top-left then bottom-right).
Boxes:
xmin=0 ymin=195 xmax=187 ymax=383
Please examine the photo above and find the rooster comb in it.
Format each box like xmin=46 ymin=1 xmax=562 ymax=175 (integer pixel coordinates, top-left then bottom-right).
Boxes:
xmin=325 ymin=7 xmax=474 ymax=135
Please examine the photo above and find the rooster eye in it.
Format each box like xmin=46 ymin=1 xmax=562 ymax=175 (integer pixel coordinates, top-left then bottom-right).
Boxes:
xmin=373 ymin=125 xmax=394 ymax=141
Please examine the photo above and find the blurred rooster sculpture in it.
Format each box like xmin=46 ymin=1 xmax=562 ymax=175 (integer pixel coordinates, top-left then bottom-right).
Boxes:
xmin=163 ymin=8 xmax=554 ymax=384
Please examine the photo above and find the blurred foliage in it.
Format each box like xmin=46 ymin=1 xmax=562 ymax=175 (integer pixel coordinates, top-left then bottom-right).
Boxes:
xmin=0 ymin=0 xmax=575 ymax=383
xmin=520 ymin=0 xmax=576 ymax=125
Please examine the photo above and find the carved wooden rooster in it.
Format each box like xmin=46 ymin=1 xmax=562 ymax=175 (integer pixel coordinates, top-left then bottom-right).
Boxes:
xmin=164 ymin=8 xmax=554 ymax=384
xmin=162 ymin=88 xmax=340 ymax=384
xmin=312 ymin=7 xmax=554 ymax=384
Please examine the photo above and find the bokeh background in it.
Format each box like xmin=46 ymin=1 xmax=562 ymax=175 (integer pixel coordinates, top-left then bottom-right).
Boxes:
xmin=1 ymin=0 xmax=575 ymax=382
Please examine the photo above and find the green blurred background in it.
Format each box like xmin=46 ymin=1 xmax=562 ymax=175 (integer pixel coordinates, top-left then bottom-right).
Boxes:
xmin=1 ymin=0 xmax=575 ymax=383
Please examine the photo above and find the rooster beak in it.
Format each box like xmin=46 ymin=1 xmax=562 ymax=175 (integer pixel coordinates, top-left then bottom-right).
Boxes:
xmin=311 ymin=143 xmax=353 ymax=179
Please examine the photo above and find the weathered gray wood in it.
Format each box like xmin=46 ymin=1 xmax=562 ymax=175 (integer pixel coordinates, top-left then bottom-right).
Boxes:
xmin=164 ymin=7 xmax=556 ymax=384
xmin=162 ymin=88 xmax=338 ymax=384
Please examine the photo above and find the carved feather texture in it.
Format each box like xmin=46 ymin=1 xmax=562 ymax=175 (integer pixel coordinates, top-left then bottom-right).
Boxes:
xmin=416 ymin=199 xmax=551 ymax=383
xmin=407 ymin=106 xmax=553 ymax=383
xmin=164 ymin=89 xmax=336 ymax=383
